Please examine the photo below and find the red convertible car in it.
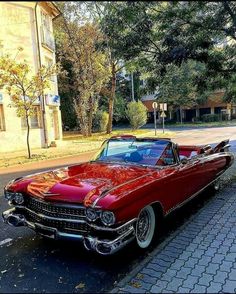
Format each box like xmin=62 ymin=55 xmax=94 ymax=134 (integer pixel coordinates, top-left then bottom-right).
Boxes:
xmin=2 ymin=136 xmax=234 ymax=255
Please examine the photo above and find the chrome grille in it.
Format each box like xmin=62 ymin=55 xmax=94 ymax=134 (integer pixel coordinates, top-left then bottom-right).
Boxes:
xmin=26 ymin=197 xmax=86 ymax=220
xmin=24 ymin=210 xmax=90 ymax=234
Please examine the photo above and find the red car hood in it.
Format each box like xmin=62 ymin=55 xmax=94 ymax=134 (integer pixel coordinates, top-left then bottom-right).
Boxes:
xmin=16 ymin=162 xmax=156 ymax=205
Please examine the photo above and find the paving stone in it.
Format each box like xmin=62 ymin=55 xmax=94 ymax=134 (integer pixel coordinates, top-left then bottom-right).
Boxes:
xmin=191 ymin=265 xmax=206 ymax=277
xmin=136 ymin=274 xmax=157 ymax=285
xmin=222 ymin=239 xmax=234 ymax=247
xmin=150 ymin=280 xmax=169 ymax=293
xmin=170 ymin=259 xmax=185 ymax=271
xmin=141 ymin=268 xmax=163 ymax=279
xmin=192 ymin=249 xmax=205 ymax=259
xmin=191 ymin=284 xmax=207 ymax=293
xmin=228 ymin=269 xmax=236 ymax=281
xmin=176 ymin=267 xmax=192 ymax=279
xmin=123 ymin=285 xmax=145 ymax=293
xmin=198 ymin=256 xmax=212 ymax=266
xmin=161 ymin=269 xmax=177 ymax=282
xmin=229 ymin=244 xmax=236 ymax=253
xmin=219 ymin=261 xmax=233 ymax=273
xmin=221 ymin=280 xmax=236 ymax=293
xmin=147 ymin=263 xmax=166 ymax=273
xmin=163 ymin=245 xmax=182 ymax=255
xmin=182 ymin=275 xmax=199 ymax=289
xmin=215 ymin=233 xmax=227 ymax=241
xmin=152 ymin=258 xmax=172 ymax=268
xmin=213 ymin=271 xmax=228 ymax=284
xmin=185 ymin=243 xmax=199 ymax=253
xmin=177 ymin=287 xmax=191 ymax=293
xmin=198 ymin=273 xmax=213 ymax=287
xmin=184 ymin=257 xmax=199 ymax=268
xmin=206 ymin=281 xmax=223 ymax=292
xmin=206 ymin=263 xmax=220 ymax=275
xmin=165 ymin=277 xmax=184 ymax=292
xmin=156 ymin=253 xmax=176 ymax=263
xmin=217 ymin=245 xmax=230 ymax=255
xmin=225 ymin=253 xmax=236 ymax=262
xmin=210 ymin=240 xmax=223 ymax=248
xmin=178 ymin=251 xmax=192 ymax=261
xmin=211 ymin=253 xmax=225 ymax=264
xmin=204 ymin=247 xmax=218 ymax=257
xmin=161 ymin=249 xmax=181 ymax=259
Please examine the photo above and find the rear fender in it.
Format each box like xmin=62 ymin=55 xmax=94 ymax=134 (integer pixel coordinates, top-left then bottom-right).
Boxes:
xmin=213 ymin=139 xmax=230 ymax=153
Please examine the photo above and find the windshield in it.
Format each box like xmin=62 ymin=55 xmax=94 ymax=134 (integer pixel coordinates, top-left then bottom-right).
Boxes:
xmin=93 ymin=138 xmax=176 ymax=167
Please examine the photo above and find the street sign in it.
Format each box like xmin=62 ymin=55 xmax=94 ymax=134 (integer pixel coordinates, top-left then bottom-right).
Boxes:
xmin=159 ymin=103 xmax=167 ymax=111
xmin=152 ymin=102 xmax=158 ymax=109
xmin=160 ymin=111 xmax=166 ymax=118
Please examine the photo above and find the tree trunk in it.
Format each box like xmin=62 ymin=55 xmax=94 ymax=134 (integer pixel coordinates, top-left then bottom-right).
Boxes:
xmin=106 ymin=62 xmax=116 ymax=134
xmin=180 ymin=106 xmax=183 ymax=124
xmin=88 ymin=95 xmax=93 ymax=137
xmin=26 ymin=115 xmax=31 ymax=159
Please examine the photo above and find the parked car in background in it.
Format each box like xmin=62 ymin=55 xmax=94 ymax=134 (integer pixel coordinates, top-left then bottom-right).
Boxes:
xmin=2 ymin=136 xmax=234 ymax=255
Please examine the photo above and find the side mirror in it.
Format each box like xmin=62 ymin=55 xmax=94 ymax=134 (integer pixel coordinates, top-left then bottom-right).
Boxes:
xmin=180 ymin=156 xmax=188 ymax=165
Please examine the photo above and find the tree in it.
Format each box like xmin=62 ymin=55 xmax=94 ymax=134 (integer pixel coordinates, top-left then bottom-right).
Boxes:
xmin=55 ymin=20 xmax=110 ymax=136
xmin=126 ymin=101 xmax=147 ymax=130
xmin=156 ymin=61 xmax=208 ymax=123
xmin=101 ymin=2 xmax=236 ymax=102
xmin=73 ymin=2 xmax=137 ymax=133
xmin=0 ymin=48 xmax=57 ymax=158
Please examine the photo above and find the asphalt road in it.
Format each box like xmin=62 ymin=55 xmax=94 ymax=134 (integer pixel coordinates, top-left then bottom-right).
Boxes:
xmin=0 ymin=126 xmax=236 ymax=293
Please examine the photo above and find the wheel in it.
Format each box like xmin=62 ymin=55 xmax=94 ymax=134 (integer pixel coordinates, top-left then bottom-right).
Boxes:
xmin=135 ymin=205 xmax=156 ymax=249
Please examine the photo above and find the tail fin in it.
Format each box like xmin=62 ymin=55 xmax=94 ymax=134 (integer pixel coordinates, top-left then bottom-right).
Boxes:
xmin=213 ymin=139 xmax=230 ymax=153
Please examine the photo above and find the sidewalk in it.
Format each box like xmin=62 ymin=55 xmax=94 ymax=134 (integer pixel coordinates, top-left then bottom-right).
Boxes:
xmin=112 ymin=181 xmax=236 ymax=293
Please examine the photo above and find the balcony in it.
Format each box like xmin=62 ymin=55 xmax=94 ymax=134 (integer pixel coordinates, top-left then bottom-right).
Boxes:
xmin=40 ymin=26 xmax=55 ymax=52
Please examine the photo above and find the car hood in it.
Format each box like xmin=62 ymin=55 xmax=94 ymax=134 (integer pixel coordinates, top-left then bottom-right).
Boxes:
xmin=11 ymin=161 xmax=157 ymax=206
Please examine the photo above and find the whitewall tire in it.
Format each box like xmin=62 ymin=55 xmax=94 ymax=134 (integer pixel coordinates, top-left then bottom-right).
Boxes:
xmin=135 ymin=205 xmax=156 ymax=249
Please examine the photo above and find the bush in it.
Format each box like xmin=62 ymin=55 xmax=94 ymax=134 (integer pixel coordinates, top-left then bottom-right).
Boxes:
xmin=201 ymin=114 xmax=220 ymax=122
xmin=93 ymin=110 xmax=109 ymax=132
xmin=126 ymin=101 xmax=147 ymax=130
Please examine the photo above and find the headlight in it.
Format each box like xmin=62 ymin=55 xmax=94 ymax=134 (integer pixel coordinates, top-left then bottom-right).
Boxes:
xmin=101 ymin=211 xmax=115 ymax=226
xmin=4 ymin=190 xmax=24 ymax=205
xmin=86 ymin=208 xmax=98 ymax=222
xmin=14 ymin=193 xmax=24 ymax=205
xmin=4 ymin=190 xmax=15 ymax=201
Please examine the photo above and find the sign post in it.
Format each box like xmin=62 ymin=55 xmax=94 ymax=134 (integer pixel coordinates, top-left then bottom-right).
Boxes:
xmin=152 ymin=102 xmax=158 ymax=136
xmin=159 ymin=103 xmax=167 ymax=134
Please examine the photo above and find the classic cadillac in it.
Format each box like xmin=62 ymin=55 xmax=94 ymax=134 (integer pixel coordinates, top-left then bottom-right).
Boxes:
xmin=2 ymin=136 xmax=234 ymax=255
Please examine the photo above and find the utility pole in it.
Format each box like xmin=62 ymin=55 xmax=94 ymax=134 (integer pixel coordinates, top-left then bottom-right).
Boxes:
xmin=131 ymin=72 xmax=134 ymax=101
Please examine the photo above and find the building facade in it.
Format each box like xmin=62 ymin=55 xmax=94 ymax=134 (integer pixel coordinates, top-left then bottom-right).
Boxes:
xmin=0 ymin=1 xmax=62 ymax=153
xmin=141 ymin=90 xmax=236 ymax=123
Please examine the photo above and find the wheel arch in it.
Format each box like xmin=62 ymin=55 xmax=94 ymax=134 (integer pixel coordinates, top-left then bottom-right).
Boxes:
xmin=151 ymin=201 xmax=165 ymax=220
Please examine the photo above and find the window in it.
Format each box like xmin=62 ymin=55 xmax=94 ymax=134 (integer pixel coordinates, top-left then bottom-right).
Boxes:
xmin=21 ymin=106 xmax=41 ymax=129
xmin=0 ymin=105 xmax=5 ymax=131
xmin=40 ymin=11 xmax=55 ymax=51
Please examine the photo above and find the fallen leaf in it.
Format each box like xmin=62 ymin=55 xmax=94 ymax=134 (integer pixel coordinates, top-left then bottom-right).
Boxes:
xmin=75 ymin=283 xmax=85 ymax=289
xmin=136 ymin=273 xmax=144 ymax=279
xmin=129 ymin=281 xmax=142 ymax=288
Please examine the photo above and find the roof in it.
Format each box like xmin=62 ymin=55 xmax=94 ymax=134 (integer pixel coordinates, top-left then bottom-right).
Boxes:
xmin=42 ymin=1 xmax=61 ymax=18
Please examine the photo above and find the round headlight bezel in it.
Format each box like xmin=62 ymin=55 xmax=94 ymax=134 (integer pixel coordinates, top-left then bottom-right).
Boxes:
xmin=86 ymin=207 xmax=99 ymax=222
xmin=100 ymin=211 xmax=116 ymax=226
xmin=14 ymin=193 xmax=24 ymax=205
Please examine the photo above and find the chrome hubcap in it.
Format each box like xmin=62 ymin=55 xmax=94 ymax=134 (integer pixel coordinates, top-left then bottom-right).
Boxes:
xmin=137 ymin=210 xmax=151 ymax=242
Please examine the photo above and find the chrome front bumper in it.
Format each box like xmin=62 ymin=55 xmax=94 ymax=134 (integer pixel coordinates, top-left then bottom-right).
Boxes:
xmin=2 ymin=208 xmax=136 ymax=255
